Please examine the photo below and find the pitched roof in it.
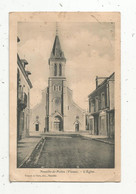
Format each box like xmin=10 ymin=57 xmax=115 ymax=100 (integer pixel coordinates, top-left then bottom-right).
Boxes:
xmin=88 ymin=72 xmax=115 ymax=97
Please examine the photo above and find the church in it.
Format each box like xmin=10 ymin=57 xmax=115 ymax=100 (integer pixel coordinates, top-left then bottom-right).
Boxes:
xmin=30 ymin=31 xmax=86 ymax=134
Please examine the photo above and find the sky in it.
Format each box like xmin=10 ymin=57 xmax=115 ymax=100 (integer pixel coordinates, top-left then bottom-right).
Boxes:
xmin=17 ymin=22 xmax=115 ymax=110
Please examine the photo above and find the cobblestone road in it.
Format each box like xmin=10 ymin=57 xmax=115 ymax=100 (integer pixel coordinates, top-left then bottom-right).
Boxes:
xmin=35 ymin=135 xmax=114 ymax=168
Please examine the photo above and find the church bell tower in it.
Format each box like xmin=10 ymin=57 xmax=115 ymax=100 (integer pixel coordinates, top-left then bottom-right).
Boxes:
xmin=47 ymin=27 xmax=67 ymax=132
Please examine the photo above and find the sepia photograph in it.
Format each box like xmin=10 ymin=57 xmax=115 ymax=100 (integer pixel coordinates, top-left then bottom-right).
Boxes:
xmin=10 ymin=12 xmax=120 ymax=181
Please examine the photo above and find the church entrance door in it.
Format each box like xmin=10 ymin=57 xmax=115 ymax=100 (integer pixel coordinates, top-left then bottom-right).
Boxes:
xmin=54 ymin=116 xmax=63 ymax=131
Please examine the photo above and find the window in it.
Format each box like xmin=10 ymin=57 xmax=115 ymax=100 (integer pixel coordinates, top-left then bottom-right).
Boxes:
xmin=53 ymin=85 xmax=56 ymax=91
xmin=95 ymin=97 xmax=99 ymax=112
xmin=54 ymin=64 xmax=57 ymax=76
xmin=22 ymin=112 xmax=24 ymax=131
xmin=90 ymin=100 xmax=94 ymax=113
xmin=28 ymin=92 xmax=29 ymax=106
xmin=35 ymin=123 xmax=39 ymax=131
xmin=53 ymin=85 xmax=61 ymax=91
xmin=76 ymin=116 xmax=79 ymax=120
xmin=55 ymin=85 xmax=58 ymax=91
xmin=101 ymin=93 xmax=105 ymax=109
xmin=36 ymin=116 xmax=39 ymax=120
xmin=89 ymin=99 xmax=91 ymax=112
xmin=58 ymin=85 xmax=61 ymax=91
xmin=59 ymin=64 xmax=62 ymax=76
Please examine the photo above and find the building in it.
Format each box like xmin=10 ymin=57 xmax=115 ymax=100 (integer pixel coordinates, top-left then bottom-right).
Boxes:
xmin=30 ymin=33 xmax=85 ymax=134
xmin=29 ymin=88 xmax=47 ymax=135
xmin=17 ymin=37 xmax=32 ymax=140
xmin=88 ymin=73 xmax=115 ymax=138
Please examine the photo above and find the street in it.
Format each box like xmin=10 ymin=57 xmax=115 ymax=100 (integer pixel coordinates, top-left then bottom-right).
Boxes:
xmin=22 ymin=134 xmax=114 ymax=168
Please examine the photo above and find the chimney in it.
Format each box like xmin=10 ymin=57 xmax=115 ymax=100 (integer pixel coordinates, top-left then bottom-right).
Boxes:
xmin=96 ymin=76 xmax=98 ymax=88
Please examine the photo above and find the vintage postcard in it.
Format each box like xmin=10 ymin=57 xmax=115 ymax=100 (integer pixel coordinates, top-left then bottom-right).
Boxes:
xmin=10 ymin=12 xmax=120 ymax=182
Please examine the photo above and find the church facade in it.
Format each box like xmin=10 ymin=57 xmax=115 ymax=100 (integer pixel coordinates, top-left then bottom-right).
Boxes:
xmin=30 ymin=34 xmax=86 ymax=134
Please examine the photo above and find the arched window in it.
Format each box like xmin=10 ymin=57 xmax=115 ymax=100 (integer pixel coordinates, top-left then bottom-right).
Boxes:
xmin=59 ymin=63 xmax=62 ymax=76
xmin=53 ymin=85 xmax=56 ymax=91
xmin=36 ymin=116 xmax=39 ymax=120
xmin=76 ymin=116 xmax=79 ymax=120
xmin=54 ymin=64 xmax=57 ymax=76
xmin=35 ymin=123 xmax=39 ymax=131
xmin=58 ymin=85 xmax=61 ymax=91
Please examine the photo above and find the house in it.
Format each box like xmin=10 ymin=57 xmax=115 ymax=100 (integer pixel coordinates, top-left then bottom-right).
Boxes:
xmin=17 ymin=37 xmax=32 ymax=140
xmin=88 ymin=73 xmax=115 ymax=138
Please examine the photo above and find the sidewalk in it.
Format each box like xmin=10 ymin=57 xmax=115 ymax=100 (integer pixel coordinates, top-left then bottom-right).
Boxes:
xmin=94 ymin=137 xmax=114 ymax=145
xmin=80 ymin=134 xmax=114 ymax=145
xmin=17 ymin=136 xmax=41 ymax=167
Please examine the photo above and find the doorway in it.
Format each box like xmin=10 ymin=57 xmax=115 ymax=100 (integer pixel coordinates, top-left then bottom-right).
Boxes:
xmin=54 ymin=116 xmax=63 ymax=131
xmin=100 ymin=115 xmax=107 ymax=136
xmin=35 ymin=123 xmax=39 ymax=131
xmin=94 ymin=115 xmax=99 ymax=135
xmin=75 ymin=123 xmax=79 ymax=131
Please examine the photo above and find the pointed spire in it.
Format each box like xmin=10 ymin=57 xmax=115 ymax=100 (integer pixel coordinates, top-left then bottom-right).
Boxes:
xmin=49 ymin=24 xmax=66 ymax=65
xmin=52 ymin=35 xmax=62 ymax=56
xmin=50 ymin=23 xmax=65 ymax=59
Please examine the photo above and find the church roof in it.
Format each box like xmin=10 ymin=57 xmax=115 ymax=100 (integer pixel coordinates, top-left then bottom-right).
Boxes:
xmin=50 ymin=35 xmax=65 ymax=59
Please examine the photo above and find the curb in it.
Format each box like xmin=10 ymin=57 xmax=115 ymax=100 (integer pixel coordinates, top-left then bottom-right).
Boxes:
xmin=33 ymin=137 xmax=46 ymax=165
xmin=80 ymin=135 xmax=114 ymax=145
xmin=91 ymin=138 xmax=114 ymax=145
xmin=18 ymin=137 xmax=42 ymax=168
